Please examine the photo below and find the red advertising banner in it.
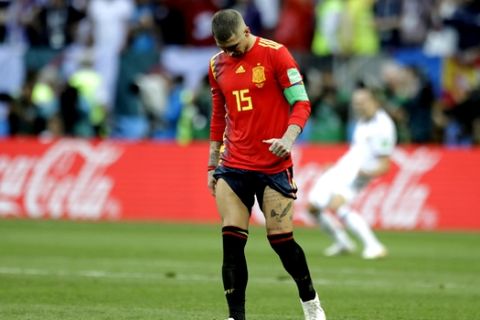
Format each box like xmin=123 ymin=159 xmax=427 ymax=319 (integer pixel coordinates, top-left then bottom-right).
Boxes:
xmin=0 ymin=138 xmax=479 ymax=230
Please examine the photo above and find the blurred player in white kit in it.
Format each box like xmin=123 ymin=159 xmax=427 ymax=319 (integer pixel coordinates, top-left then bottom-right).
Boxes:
xmin=308 ymin=85 xmax=397 ymax=259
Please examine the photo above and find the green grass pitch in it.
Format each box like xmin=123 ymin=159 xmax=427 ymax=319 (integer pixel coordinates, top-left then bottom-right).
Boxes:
xmin=0 ymin=219 xmax=479 ymax=320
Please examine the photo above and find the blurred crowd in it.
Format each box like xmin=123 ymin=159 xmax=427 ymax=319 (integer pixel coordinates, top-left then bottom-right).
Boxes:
xmin=0 ymin=0 xmax=479 ymax=145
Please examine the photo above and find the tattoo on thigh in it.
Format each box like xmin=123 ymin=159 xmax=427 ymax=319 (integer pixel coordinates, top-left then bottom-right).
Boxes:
xmin=270 ymin=202 xmax=292 ymax=222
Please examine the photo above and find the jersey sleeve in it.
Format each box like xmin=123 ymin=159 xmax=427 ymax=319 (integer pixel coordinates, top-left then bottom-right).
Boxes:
xmin=273 ymin=46 xmax=311 ymax=129
xmin=208 ymin=56 xmax=226 ymax=142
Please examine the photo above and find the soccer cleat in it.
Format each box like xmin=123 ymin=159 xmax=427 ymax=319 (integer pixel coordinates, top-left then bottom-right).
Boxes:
xmin=301 ymin=293 xmax=326 ymax=320
xmin=362 ymin=244 xmax=388 ymax=260
xmin=225 ymin=318 xmax=235 ymax=320
xmin=323 ymin=241 xmax=356 ymax=257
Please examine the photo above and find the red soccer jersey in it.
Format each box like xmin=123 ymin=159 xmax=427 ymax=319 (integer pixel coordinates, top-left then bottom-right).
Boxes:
xmin=209 ymin=37 xmax=310 ymax=174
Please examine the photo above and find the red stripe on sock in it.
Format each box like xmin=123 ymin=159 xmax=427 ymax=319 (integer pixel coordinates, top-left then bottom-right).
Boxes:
xmin=222 ymin=231 xmax=248 ymax=239
xmin=268 ymin=232 xmax=294 ymax=244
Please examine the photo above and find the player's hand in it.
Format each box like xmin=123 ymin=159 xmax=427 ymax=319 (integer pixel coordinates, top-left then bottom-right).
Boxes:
xmin=263 ymin=137 xmax=293 ymax=158
xmin=207 ymin=170 xmax=217 ymax=196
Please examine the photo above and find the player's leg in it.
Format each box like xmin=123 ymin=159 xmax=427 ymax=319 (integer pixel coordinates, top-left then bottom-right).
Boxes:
xmin=215 ymin=177 xmax=252 ymax=320
xmin=317 ymin=212 xmax=356 ymax=256
xmin=337 ymin=205 xmax=387 ymax=259
xmin=308 ymin=176 xmax=355 ymax=256
xmin=259 ymin=174 xmax=325 ymax=319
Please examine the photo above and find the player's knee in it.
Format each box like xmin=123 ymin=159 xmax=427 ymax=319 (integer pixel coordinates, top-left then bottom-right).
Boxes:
xmin=267 ymin=232 xmax=295 ymax=252
xmin=267 ymin=232 xmax=308 ymax=270
xmin=222 ymin=226 xmax=248 ymax=260
xmin=222 ymin=226 xmax=248 ymax=243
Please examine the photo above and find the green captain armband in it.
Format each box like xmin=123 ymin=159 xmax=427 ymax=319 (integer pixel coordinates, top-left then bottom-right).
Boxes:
xmin=283 ymin=83 xmax=309 ymax=105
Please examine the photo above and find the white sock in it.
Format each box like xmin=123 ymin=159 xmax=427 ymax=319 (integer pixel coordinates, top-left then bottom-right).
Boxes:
xmin=318 ymin=212 xmax=353 ymax=247
xmin=338 ymin=206 xmax=381 ymax=248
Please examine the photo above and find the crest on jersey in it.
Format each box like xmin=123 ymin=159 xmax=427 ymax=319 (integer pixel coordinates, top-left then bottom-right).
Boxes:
xmin=252 ymin=65 xmax=266 ymax=88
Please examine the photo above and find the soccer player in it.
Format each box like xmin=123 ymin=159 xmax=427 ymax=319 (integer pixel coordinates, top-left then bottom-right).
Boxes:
xmin=206 ymin=9 xmax=326 ymax=320
xmin=307 ymin=86 xmax=396 ymax=259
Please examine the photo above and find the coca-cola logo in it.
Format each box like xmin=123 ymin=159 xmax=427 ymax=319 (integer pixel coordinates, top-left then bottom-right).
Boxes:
xmin=356 ymin=147 xmax=440 ymax=230
xmin=0 ymin=140 xmax=123 ymax=220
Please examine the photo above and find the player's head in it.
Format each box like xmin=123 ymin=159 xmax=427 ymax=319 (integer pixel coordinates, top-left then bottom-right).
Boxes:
xmin=211 ymin=9 xmax=253 ymax=57
xmin=352 ymin=87 xmax=380 ymax=120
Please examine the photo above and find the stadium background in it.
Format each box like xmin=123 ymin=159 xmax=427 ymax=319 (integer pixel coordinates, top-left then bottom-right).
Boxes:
xmin=1 ymin=2 xmax=480 ymax=320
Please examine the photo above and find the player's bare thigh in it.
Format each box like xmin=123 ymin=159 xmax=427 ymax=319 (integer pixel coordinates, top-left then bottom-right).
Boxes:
xmin=261 ymin=186 xmax=294 ymax=235
xmin=215 ymin=178 xmax=250 ymax=229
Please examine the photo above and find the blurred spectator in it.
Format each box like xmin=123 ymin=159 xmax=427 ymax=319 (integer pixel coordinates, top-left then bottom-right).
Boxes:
xmin=442 ymin=85 xmax=480 ymax=145
xmin=381 ymin=61 xmax=436 ymax=144
xmin=380 ymin=60 xmax=411 ymax=143
xmin=232 ymin=0 xmax=262 ymax=36
xmin=60 ymin=17 xmax=94 ymax=79
xmin=152 ymin=0 xmax=187 ymax=45
xmin=402 ymin=65 xmax=436 ymax=143
xmin=31 ymin=66 xmax=61 ymax=135
xmin=373 ymin=0 xmax=402 ymax=51
xmin=398 ymin=0 xmax=435 ymax=48
xmin=0 ymin=0 xmax=9 ymax=43
xmin=340 ymin=0 xmax=380 ymax=56
xmin=311 ymin=0 xmax=344 ymax=57
xmin=443 ymin=0 xmax=480 ymax=63
xmin=87 ymin=0 xmax=134 ymax=110
xmin=178 ymin=74 xmax=212 ymax=143
xmin=0 ymin=1 xmax=28 ymax=95
xmin=134 ymin=68 xmax=169 ymax=137
xmin=439 ymin=56 xmax=480 ymax=145
xmin=127 ymin=0 xmax=159 ymax=52
xmin=59 ymin=83 xmax=95 ymax=137
xmin=252 ymin=0 xmax=279 ymax=37
xmin=308 ymin=69 xmax=349 ymax=142
xmin=0 ymin=92 xmax=13 ymax=136
xmin=422 ymin=0 xmax=458 ymax=57
xmin=152 ymin=75 xmax=188 ymax=140
xmin=443 ymin=86 xmax=480 ymax=145
xmin=8 ymin=70 xmax=45 ymax=136
xmin=24 ymin=0 xmax=85 ymax=49
xmin=68 ymin=54 xmax=104 ymax=136
xmin=180 ymin=0 xmax=219 ymax=46
xmin=110 ymin=79 xmax=149 ymax=139
xmin=274 ymin=0 xmax=314 ymax=53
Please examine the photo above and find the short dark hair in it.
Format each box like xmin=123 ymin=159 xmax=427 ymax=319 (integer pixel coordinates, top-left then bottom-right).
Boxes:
xmin=211 ymin=9 xmax=243 ymax=42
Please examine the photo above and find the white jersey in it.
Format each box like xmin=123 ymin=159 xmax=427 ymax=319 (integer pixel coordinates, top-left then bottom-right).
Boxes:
xmin=308 ymin=109 xmax=396 ymax=209
xmin=335 ymin=109 xmax=396 ymax=179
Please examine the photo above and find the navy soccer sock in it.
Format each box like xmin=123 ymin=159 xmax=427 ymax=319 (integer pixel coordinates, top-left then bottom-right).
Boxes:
xmin=268 ymin=232 xmax=316 ymax=302
xmin=222 ymin=226 xmax=249 ymax=320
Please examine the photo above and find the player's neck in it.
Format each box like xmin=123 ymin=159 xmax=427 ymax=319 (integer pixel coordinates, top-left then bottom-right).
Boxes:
xmin=246 ymin=35 xmax=257 ymax=52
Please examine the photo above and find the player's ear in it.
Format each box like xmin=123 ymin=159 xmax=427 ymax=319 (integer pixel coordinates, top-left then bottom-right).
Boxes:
xmin=244 ymin=27 xmax=250 ymax=37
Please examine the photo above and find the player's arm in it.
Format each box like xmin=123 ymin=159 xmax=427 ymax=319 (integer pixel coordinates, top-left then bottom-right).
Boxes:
xmin=264 ymin=124 xmax=302 ymax=158
xmin=207 ymin=59 xmax=226 ymax=195
xmin=285 ymin=83 xmax=311 ymax=130
xmin=207 ymin=140 xmax=222 ymax=196
xmin=264 ymin=46 xmax=311 ymax=157
xmin=279 ymin=47 xmax=311 ymax=131
xmin=263 ymin=83 xmax=311 ymax=157
xmin=358 ymin=155 xmax=391 ymax=178
xmin=208 ymin=57 xmax=227 ymax=143
xmin=265 ymin=78 xmax=311 ymax=157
